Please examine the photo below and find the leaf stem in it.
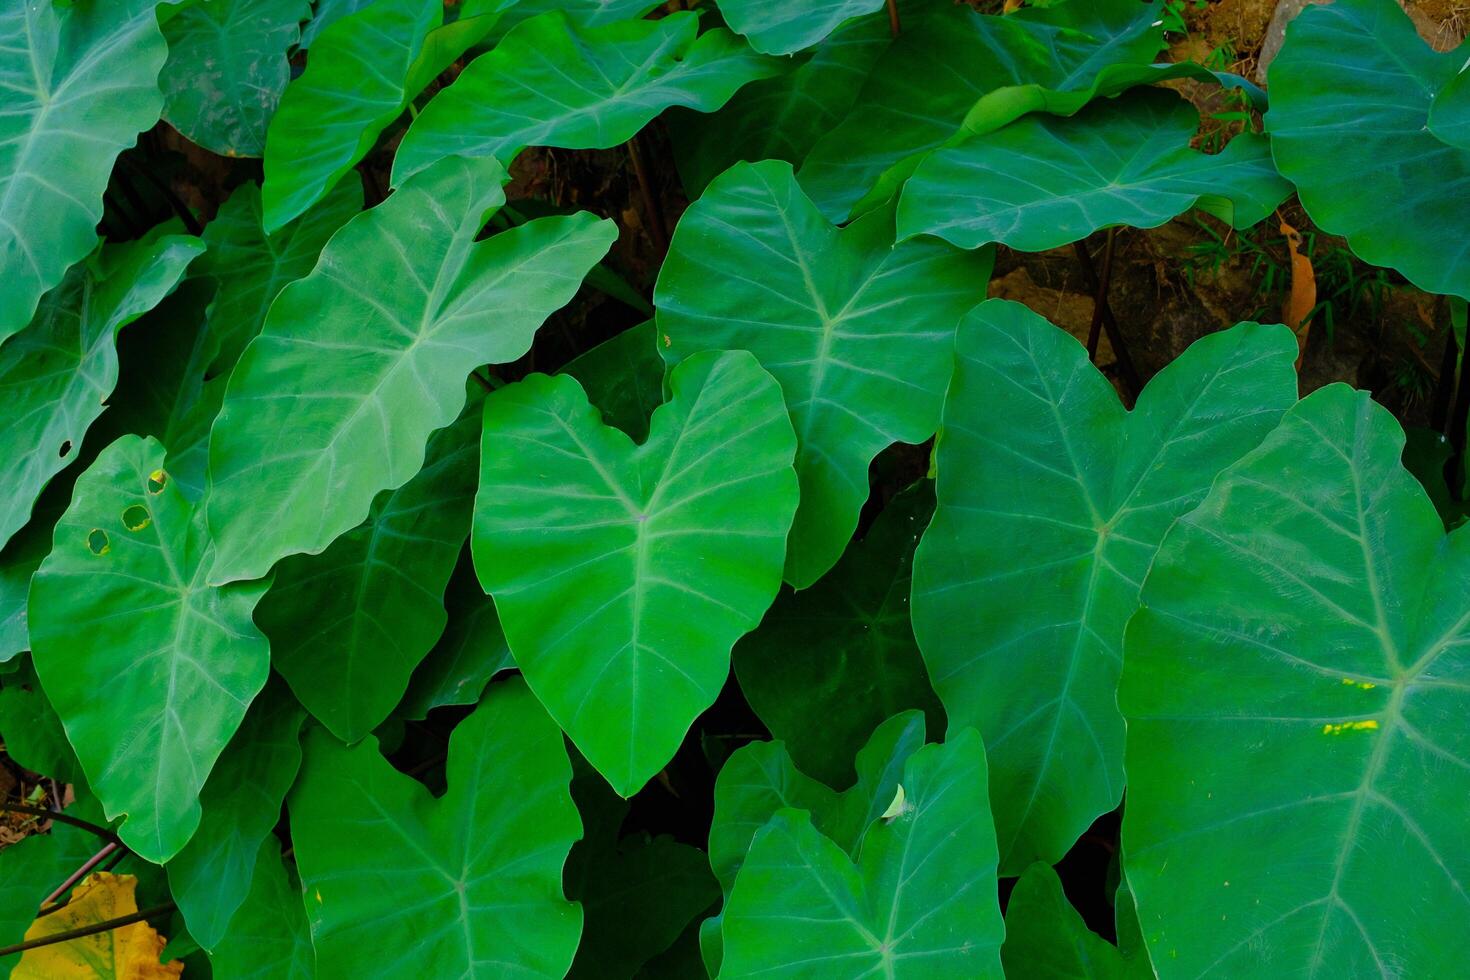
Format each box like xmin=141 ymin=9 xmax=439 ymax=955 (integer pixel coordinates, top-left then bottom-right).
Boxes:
xmin=626 ymin=133 xmax=668 ymax=253
xmin=1085 ymin=227 xmax=1117 ymax=362
xmin=0 ymin=903 xmax=175 ymax=959
xmin=43 ymin=842 xmax=121 ymax=907
xmin=1431 ymin=327 xmax=1458 ymax=434
xmin=0 ymin=803 xmax=120 ymax=844
xmin=886 ymin=0 xmax=900 ymax=36
xmin=1072 ymin=234 xmax=1140 ymax=402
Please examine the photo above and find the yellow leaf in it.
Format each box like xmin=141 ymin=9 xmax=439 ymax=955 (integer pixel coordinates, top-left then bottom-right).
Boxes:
xmin=1280 ymin=220 xmax=1317 ymax=370
xmin=13 ymin=873 xmax=183 ymax=980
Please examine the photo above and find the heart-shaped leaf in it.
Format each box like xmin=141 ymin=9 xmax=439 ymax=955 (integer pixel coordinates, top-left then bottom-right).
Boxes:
xmin=733 ymin=481 xmax=943 ymax=787
xmin=899 ymin=89 xmax=1290 ymax=252
xmin=1002 ymin=863 xmax=1138 ymax=980
xmin=1120 ymin=384 xmax=1470 ymax=977
xmin=714 ymin=0 xmax=883 ymax=56
xmin=392 ymin=11 xmax=778 ymax=186
xmin=797 ymin=0 xmax=1163 ymax=220
xmin=719 ymin=728 xmax=1004 ymax=978
xmin=290 ymin=678 xmax=583 ymax=978
xmin=560 ymin=321 xmax=665 ymax=443
xmin=258 ymin=398 xmax=479 ymax=741
xmin=0 ymin=235 xmax=202 ymax=551
xmin=31 ymin=435 xmax=271 ymax=862
xmin=911 ymin=300 xmax=1299 ymax=872
xmin=472 ymin=349 xmax=798 ymax=796
xmin=159 ymin=0 xmax=311 ymax=157
xmin=0 ymin=0 xmax=174 ymax=341
xmin=1266 ymin=0 xmax=1470 ymax=300
xmin=205 ymin=155 xmax=615 ymax=584
xmin=260 ymin=0 xmax=493 ymax=230
xmin=208 ymin=836 xmax=314 ymax=980
xmin=165 ymin=679 xmax=304 ymax=951
xmin=655 ymin=159 xmax=989 ymax=588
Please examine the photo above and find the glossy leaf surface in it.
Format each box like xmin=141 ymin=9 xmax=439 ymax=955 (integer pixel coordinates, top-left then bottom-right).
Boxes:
xmin=1002 ymin=863 xmax=1136 ymax=979
xmin=208 ymin=837 xmax=315 ymax=980
xmin=473 ymin=350 xmax=799 ymax=796
xmin=715 ymin=0 xmax=883 ymax=56
xmin=912 ymin=300 xmax=1299 ymax=872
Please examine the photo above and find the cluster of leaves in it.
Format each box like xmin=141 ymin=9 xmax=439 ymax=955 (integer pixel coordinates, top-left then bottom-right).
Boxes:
xmin=0 ymin=0 xmax=1466 ymax=976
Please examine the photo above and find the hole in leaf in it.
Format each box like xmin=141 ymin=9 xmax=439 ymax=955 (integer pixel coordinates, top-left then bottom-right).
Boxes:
xmin=122 ymin=505 xmax=151 ymax=532
xmin=58 ymin=440 xmax=72 ymax=458
xmin=147 ymin=469 xmax=167 ymax=494
xmin=86 ymin=529 xmax=109 ymax=556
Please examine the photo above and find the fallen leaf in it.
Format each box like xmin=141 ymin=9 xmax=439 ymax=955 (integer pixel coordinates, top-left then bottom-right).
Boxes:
xmin=14 ymin=872 xmax=182 ymax=980
xmin=1280 ymin=219 xmax=1317 ymax=369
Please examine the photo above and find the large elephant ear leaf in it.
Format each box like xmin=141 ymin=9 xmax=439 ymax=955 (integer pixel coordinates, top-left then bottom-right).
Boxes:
xmin=159 ymin=0 xmax=312 ymax=157
xmin=30 ymin=436 xmax=272 ymax=863
xmin=471 ymin=350 xmax=799 ymax=797
xmin=0 ymin=233 xmax=203 ymax=552
xmin=655 ymin=159 xmax=990 ymax=588
xmin=899 ymin=89 xmax=1290 ymax=252
xmin=714 ymin=0 xmax=884 ymax=56
xmin=207 ymin=835 xmax=315 ymax=980
xmin=391 ymin=11 xmax=778 ymax=185
xmin=797 ymin=0 xmax=1164 ymax=220
xmin=1266 ymin=0 xmax=1470 ymax=300
xmin=1120 ymin=384 xmax=1470 ymax=977
xmin=205 ymin=155 xmax=615 ymax=585
xmin=1002 ymin=863 xmax=1138 ymax=980
xmin=719 ymin=728 xmax=1005 ymax=979
xmin=260 ymin=0 xmax=493 ymax=231
xmin=0 ymin=0 xmax=174 ymax=342
xmin=911 ymin=300 xmax=1299 ymax=874
xmin=289 ymin=678 xmax=583 ymax=978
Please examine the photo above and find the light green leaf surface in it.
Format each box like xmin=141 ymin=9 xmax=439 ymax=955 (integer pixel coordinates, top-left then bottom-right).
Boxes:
xmin=462 ymin=0 xmax=661 ymax=44
xmin=160 ymin=0 xmax=311 ymax=157
xmin=1120 ymin=384 xmax=1470 ymax=978
xmin=298 ymin=0 xmax=374 ymax=47
xmin=30 ymin=435 xmax=271 ymax=863
xmin=1002 ymin=863 xmax=1132 ymax=980
xmin=1429 ymin=65 xmax=1470 ymax=150
xmin=561 ymin=322 xmax=665 ymax=444
xmin=0 ymin=233 xmax=202 ymax=551
xmin=166 ymin=679 xmax=305 ymax=951
xmin=472 ymin=350 xmax=799 ymax=796
xmin=1266 ymin=0 xmax=1470 ymax=300
xmin=656 ymin=160 xmax=990 ymax=588
xmin=797 ymin=0 xmax=1163 ymax=220
xmin=290 ymin=678 xmax=582 ymax=979
xmin=733 ymin=481 xmax=944 ymax=787
xmin=260 ymin=0 xmax=492 ymax=230
xmin=899 ymin=89 xmax=1290 ymax=252
xmin=206 ymin=155 xmax=615 ymax=584
xmin=715 ymin=0 xmax=883 ymax=56
xmin=258 ymin=399 xmax=479 ymax=742
xmin=112 ymin=181 xmax=361 ymax=499
xmin=0 ymin=0 xmax=173 ymax=341
xmin=208 ymin=836 xmax=315 ymax=980
xmin=719 ymin=729 xmax=1004 ymax=979
xmin=395 ymin=551 xmax=512 ymax=720
xmin=392 ymin=11 xmax=779 ymax=186
xmin=911 ymin=300 xmax=1299 ymax=873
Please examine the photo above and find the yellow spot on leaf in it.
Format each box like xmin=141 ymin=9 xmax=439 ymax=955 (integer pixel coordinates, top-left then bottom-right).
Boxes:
xmin=1340 ymin=677 xmax=1377 ymax=690
xmin=1322 ymin=720 xmax=1380 ymax=735
xmin=661 ymin=334 xmax=671 ymax=349
xmin=315 ymin=889 xmax=323 ymax=904
xmin=146 ymin=470 xmax=168 ymax=495
xmin=14 ymin=872 xmax=181 ymax=979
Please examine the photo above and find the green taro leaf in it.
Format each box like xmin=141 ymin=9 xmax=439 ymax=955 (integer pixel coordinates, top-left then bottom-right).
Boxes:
xmin=719 ymin=728 xmax=1004 ymax=979
xmin=0 ymin=478 xmax=72 ymax=663
xmin=1120 ymin=384 xmax=1470 ymax=977
xmin=159 ymin=0 xmax=312 ymax=157
xmin=30 ymin=435 xmax=272 ymax=863
xmin=0 ymin=233 xmax=202 ymax=551
xmin=911 ymin=300 xmax=1299 ymax=873
xmin=391 ymin=11 xmax=779 ymax=186
xmin=298 ymin=0 xmax=374 ymax=48
xmin=1266 ymin=0 xmax=1470 ymax=300
xmin=656 ymin=160 xmax=990 ymax=588
xmin=206 ymin=155 xmax=615 ymax=584
xmin=0 ymin=0 xmax=174 ymax=341
xmin=1002 ymin=862 xmax=1136 ymax=980
xmin=395 ymin=551 xmax=512 ymax=720
xmin=112 ymin=180 xmax=361 ymax=499
xmin=733 ymin=481 xmax=944 ymax=787
xmin=797 ymin=0 xmax=1163 ymax=220
xmin=166 ymin=678 xmax=305 ymax=951
xmin=260 ymin=0 xmax=494 ymax=230
xmin=290 ymin=677 xmax=583 ymax=978
xmin=0 ymin=655 xmax=83 ymax=785
xmin=560 ymin=322 xmax=665 ymax=444
xmin=460 ymin=0 xmax=662 ymax=44
xmin=1429 ymin=65 xmax=1470 ymax=151
xmin=209 ymin=836 xmax=315 ymax=980
xmin=258 ymin=398 xmax=479 ymax=742
xmin=899 ymin=89 xmax=1291 ymax=252
xmin=714 ymin=0 xmax=883 ymax=56
xmin=472 ymin=350 xmax=799 ymax=796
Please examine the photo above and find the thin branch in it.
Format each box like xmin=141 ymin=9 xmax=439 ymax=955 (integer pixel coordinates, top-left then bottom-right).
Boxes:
xmin=43 ymin=842 xmax=121 ymax=907
xmin=471 ymin=370 xmax=502 ymax=393
xmin=0 ymin=803 xmax=120 ymax=844
xmin=0 ymin=903 xmax=175 ymax=959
